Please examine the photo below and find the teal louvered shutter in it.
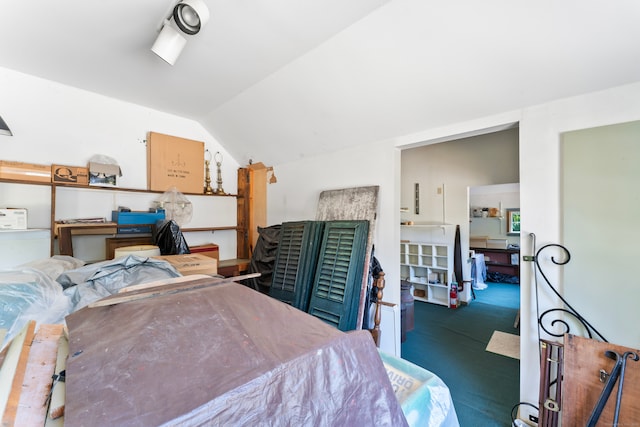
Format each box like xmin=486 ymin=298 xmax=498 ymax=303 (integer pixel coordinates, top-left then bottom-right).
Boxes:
xmin=269 ymin=221 xmax=324 ymax=311
xmin=307 ymin=220 xmax=369 ymax=331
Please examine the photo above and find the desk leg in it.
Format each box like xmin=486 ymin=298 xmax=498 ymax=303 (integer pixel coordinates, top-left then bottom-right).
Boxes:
xmin=58 ymin=228 xmax=73 ymax=256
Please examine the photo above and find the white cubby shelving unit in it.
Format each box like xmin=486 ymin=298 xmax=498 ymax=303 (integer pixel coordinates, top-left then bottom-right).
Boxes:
xmin=400 ymin=224 xmax=455 ymax=306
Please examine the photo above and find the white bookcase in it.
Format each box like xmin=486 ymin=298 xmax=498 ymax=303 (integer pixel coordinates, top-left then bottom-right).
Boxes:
xmin=400 ymin=241 xmax=453 ymax=306
xmin=399 ymin=222 xmax=457 ymax=306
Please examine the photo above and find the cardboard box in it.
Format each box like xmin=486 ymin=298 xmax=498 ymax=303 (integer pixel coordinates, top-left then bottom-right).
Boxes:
xmin=189 ymin=244 xmax=220 ymax=262
xmin=0 ymin=160 xmax=51 ymax=183
xmin=153 ymin=253 xmax=218 ymax=276
xmin=486 ymin=239 xmax=508 ymax=249
xmin=247 ymin=161 xmax=277 ymax=183
xmin=470 ymin=236 xmax=488 ymax=248
xmin=0 ymin=208 xmax=28 ymax=230
xmin=147 ymin=131 xmax=205 ymax=193
xmin=52 ymin=165 xmax=89 ymax=186
xmin=89 ymin=162 xmax=121 ymax=187
xmin=413 ymin=288 xmax=426 ymax=298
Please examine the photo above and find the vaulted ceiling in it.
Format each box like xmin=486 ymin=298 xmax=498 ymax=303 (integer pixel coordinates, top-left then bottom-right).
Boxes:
xmin=1 ymin=1 xmax=639 ymax=165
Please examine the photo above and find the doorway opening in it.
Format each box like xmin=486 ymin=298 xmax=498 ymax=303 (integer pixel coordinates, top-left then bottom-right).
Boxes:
xmin=399 ymin=125 xmax=520 ymax=425
xmin=399 ymin=126 xmax=519 ymax=302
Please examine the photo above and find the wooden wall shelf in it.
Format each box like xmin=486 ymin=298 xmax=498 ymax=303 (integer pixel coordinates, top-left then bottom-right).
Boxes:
xmin=0 ymin=178 xmax=238 ymax=197
xmin=182 ymin=226 xmax=237 ymax=233
xmin=1 ymin=177 xmax=242 ymax=259
xmin=0 ymin=178 xmax=52 ymax=186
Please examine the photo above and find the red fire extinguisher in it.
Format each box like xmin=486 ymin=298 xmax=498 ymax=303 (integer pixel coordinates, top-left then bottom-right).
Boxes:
xmin=449 ymin=283 xmax=458 ymax=309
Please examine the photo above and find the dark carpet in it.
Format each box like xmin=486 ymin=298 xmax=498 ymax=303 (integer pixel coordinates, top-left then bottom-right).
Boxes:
xmin=401 ymin=282 xmax=520 ymax=426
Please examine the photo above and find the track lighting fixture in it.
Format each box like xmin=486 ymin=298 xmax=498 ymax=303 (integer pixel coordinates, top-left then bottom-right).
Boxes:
xmin=151 ymin=0 xmax=210 ymax=65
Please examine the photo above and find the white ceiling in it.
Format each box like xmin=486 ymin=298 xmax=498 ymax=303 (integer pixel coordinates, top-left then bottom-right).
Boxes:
xmin=1 ymin=0 xmax=640 ymax=166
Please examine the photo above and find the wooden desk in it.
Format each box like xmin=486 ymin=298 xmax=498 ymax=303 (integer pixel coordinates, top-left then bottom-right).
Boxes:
xmin=55 ymin=222 xmax=118 ymax=256
xmin=55 ymin=222 xmax=157 ymax=257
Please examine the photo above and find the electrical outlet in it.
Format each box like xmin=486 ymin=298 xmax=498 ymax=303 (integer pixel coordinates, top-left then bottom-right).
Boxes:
xmin=437 ymin=187 xmax=442 ymax=194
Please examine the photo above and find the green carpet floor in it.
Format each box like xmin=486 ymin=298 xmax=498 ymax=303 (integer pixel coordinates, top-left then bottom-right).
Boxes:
xmin=401 ymin=282 xmax=520 ymax=426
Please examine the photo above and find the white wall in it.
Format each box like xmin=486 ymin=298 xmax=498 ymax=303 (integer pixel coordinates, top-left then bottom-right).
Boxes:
xmin=469 ymin=183 xmax=520 ymax=246
xmin=562 ymin=123 xmax=640 ymax=347
xmin=0 ymin=67 xmax=240 ymax=262
xmin=268 ymin=139 xmax=402 ymax=355
xmin=517 ymin=82 xmax=640 ymax=419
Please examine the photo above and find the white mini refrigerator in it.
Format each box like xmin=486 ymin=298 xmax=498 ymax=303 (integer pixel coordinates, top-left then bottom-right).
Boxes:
xmin=0 ymin=229 xmax=50 ymax=269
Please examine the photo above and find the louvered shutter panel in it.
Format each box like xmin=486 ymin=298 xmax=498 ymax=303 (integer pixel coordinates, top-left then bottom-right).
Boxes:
xmin=269 ymin=221 xmax=324 ymax=311
xmin=307 ymin=220 xmax=369 ymax=331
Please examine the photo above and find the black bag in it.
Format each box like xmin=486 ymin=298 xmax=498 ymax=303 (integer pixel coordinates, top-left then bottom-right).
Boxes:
xmin=241 ymin=224 xmax=281 ymax=293
xmin=154 ymin=220 xmax=190 ymax=255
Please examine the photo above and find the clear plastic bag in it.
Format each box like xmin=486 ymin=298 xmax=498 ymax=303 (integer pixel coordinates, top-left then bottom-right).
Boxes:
xmin=153 ymin=187 xmax=193 ymax=226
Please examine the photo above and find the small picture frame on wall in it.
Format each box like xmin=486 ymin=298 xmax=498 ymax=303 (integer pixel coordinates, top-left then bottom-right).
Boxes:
xmin=507 ymin=209 xmax=520 ymax=235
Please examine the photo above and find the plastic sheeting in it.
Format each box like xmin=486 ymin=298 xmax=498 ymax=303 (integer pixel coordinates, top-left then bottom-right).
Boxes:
xmin=18 ymin=255 xmax=86 ymax=281
xmin=471 ymin=253 xmax=488 ymax=290
xmin=380 ymin=351 xmax=460 ymax=427
xmin=0 ymin=255 xmax=182 ymax=349
xmin=60 ymin=255 xmax=181 ymax=311
xmin=65 ymin=280 xmax=408 ymax=427
xmin=0 ymin=268 xmax=71 ymax=348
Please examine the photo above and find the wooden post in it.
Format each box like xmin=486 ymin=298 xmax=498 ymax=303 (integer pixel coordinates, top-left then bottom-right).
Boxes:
xmin=236 ymin=167 xmax=250 ymax=259
xmin=370 ymin=272 xmax=385 ymax=347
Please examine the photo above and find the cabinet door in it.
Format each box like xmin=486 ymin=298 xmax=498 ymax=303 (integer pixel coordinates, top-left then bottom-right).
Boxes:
xmin=307 ymin=220 xmax=369 ymax=331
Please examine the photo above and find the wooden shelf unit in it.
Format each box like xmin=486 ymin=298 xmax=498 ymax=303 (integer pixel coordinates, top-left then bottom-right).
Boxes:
xmin=1 ymin=177 xmax=241 ymax=260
